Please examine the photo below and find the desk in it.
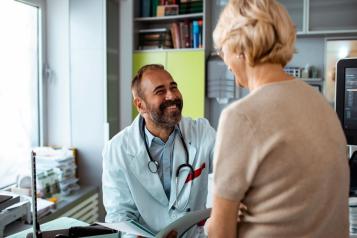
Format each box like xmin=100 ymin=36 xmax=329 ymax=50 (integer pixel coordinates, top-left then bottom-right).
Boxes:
xmin=8 ymin=217 xmax=87 ymax=238
xmin=4 ymin=185 xmax=98 ymax=236
xmin=8 ymin=217 xmax=119 ymax=238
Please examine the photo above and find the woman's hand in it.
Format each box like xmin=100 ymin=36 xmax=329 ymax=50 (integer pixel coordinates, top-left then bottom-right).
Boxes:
xmin=238 ymin=203 xmax=247 ymax=222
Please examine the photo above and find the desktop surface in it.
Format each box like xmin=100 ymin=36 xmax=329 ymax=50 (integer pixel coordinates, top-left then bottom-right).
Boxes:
xmin=8 ymin=217 xmax=87 ymax=238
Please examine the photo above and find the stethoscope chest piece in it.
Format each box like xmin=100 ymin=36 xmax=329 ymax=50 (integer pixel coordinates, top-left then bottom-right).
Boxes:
xmin=148 ymin=160 xmax=159 ymax=173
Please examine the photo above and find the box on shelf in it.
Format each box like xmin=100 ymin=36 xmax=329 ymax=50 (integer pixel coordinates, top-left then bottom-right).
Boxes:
xmin=157 ymin=4 xmax=179 ymax=17
xmin=284 ymin=66 xmax=302 ymax=78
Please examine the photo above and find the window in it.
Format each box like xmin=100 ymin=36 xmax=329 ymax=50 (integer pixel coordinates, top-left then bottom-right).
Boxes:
xmin=0 ymin=0 xmax=45 ymax=188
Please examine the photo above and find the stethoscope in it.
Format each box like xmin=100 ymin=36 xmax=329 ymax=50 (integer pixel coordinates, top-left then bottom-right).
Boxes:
xmin=140 ymin=117 xmax=194 ymax=211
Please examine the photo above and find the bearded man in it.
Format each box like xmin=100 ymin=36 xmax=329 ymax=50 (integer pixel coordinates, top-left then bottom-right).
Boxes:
xmin=102 ymin=64 xmax=216 ymax=237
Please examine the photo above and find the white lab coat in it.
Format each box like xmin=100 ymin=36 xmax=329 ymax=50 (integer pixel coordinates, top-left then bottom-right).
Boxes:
xmin=102 ymin=116 xmax=215 ymax=237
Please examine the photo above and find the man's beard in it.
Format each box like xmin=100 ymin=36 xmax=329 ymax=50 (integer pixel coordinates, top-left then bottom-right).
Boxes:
xmin=148 ymin=98 xmax=183 ymax=129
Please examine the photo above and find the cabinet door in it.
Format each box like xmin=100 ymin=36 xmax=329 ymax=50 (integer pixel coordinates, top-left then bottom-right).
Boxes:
xmin=278 ymin=0 xmax=304 ymax=32
xmin=132 ymin=52 xmax=167 ymax=118
xmin=167 ymin=50 xmax=205 ymax=119
xmin=309 ymin=0 xmax=357 ymax=32
xmin=133 ymin=52 xmax=167 ymax=75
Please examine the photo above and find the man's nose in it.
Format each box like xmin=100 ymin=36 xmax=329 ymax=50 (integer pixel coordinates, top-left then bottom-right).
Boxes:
xmin=165 ymin=89 xmax=176 ymax=100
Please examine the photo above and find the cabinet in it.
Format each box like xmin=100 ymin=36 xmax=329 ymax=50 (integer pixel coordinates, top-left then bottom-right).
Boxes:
xmin=133 ymin=50 xmax=205 ymax=119
xmin=278 ymin=0 xmax=357 ymax=35
xmin=309 ymin=0 xmax=357 ymax=32
xmin=277 ymin=0 xmax=304 ymax=33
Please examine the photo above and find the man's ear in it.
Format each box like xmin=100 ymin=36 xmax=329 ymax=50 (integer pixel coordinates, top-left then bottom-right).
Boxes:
xmin=133 ymin=97 xmax=146 ymax=114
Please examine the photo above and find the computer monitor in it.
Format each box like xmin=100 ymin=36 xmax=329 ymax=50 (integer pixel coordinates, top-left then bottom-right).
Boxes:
xmin=335 ymin=58 xmax=357 ymax=145
xmin=335 ymin=58 xmax=357 ymax=195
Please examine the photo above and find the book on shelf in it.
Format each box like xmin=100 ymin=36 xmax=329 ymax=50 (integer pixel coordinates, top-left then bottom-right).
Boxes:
xmin=140 ymin=0 xmax=151 ymax=17
xmin=179 ymin=0 xmax=203 ymax=14
xmin=152 ymin=0 xmax=159 ymax=17
xmin=198 ymin=19 xmax=203 ymax=48
xmin=170 ymin=22 xmax=180 ymax=48
xmin=169 ymin=19 xmax=202 ymax=49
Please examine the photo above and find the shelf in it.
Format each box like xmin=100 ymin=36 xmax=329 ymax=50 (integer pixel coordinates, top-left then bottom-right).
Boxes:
xmin=134 ymin=48 xmax=204 ymax=53
xmin=297 ymin=29 xmax=357 ymax=36
xmin=299 ymin=78 xmax=323 ymax=84
xmin=134 ymin=13 xmax=203 ymax=22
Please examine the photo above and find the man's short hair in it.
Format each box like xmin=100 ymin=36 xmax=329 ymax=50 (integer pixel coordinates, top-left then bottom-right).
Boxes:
xmin=213 ymin=0 xmax=296 ymax=67
xmin=131 ymin=64 xmax=165 ymax=98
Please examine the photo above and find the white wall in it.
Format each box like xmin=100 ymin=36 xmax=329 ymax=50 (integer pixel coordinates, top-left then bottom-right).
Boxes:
xmin=46 ymin=0 xmax=71 ymax=146
xmin=46 ymin=0 xmax=107 ymax=221
xmin=69 ymin=0 xmax=106 ymax=220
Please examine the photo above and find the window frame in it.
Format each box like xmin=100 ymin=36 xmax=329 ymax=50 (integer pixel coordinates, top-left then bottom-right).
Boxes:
xmin=16 ymin=0 xmax=47 ymax=146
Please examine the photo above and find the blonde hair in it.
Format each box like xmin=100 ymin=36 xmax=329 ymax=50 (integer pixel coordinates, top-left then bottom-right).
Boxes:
xmin=213 ymin=0 xmax=296 ymax=67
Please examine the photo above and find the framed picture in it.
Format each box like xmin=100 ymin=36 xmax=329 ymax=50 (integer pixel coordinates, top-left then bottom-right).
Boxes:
xmin=324 ymin=38 xmax=357 ymax=106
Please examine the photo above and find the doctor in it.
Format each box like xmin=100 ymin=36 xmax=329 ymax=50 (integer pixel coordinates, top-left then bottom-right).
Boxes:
xmin=102 ymin=64 xmax=216 ymax=237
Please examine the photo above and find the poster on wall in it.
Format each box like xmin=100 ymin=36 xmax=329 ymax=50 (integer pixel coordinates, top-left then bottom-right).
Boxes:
xmin=324 ymin=39 xmax=357 ymax=106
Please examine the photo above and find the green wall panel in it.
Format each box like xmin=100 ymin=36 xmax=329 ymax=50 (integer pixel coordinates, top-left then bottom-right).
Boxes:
xmin=167 ymin=50 xmax=205 ymax=119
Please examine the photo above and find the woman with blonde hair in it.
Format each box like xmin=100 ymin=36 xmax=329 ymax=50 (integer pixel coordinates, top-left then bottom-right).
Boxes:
xmin=206 ymin=0 xmax=349 ymax=237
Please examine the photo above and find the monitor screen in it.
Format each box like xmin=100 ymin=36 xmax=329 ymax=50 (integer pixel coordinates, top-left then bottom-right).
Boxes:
xmin=336 ymin=58 xmax=357 ymax=145
xmin=344 ymin=68 xmax=357 ymax=130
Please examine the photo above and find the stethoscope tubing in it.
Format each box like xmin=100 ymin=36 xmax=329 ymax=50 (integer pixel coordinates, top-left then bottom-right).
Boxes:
xmin=141 ymin=117 xmax=195 ymax=211
xmin=141 ymin=118 xmax=194 ymax=177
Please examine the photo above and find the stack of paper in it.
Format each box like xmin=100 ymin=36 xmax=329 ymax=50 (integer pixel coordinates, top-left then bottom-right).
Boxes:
xmin=33 ymin=147 xmax=80 ymax=196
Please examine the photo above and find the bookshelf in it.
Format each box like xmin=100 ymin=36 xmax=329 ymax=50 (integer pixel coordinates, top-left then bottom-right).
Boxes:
xmin=133 ymin=0 xmax=206 ymax=51
xmin=132 ymin=0 xmax=210 ymax=119
xmin=134 ymin=13 xmax=203 ymax=22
